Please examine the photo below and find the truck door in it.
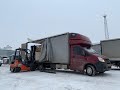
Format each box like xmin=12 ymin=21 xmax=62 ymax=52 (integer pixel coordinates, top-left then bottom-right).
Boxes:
xmin=70 ymin=45 xmax=86 ymax=71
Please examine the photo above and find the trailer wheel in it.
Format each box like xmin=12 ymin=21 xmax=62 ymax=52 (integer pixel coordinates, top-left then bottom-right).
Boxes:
xmin=86 ymin=65 xmax=96 ymax=76
xmin=117 ymin=62 xmax=120 ymax=68
xmin=39 ymin=64 xmax=44 ymax=72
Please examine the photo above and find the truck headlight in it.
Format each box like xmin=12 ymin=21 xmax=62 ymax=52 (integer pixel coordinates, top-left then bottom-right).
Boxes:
xmin=98 ymin=57 xmax=105 ymax=62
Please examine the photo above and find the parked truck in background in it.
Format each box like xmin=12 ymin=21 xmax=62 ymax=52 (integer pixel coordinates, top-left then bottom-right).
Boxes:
xmin=10 ymin=33 xmax=111 ymax=76
xmin=92 ymin=38 xmax=120 ymax=68
xmin=101 ymin=39 xmax=120 ymax=67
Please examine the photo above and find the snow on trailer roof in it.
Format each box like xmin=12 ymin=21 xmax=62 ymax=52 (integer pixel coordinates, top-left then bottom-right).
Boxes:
xmin=101 ymin=38 xmax=120 ymax=42
xmin=26 ymin=32 xmax=92 ymax=48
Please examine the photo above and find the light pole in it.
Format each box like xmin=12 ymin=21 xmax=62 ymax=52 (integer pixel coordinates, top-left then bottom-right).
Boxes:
xmin=103 ymin=15 xmax=109 ymax=39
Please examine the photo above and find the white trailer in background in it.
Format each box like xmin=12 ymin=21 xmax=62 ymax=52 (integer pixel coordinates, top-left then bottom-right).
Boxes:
xmin=92 ymin=39 xmax=120 ymax=67
xmin=101 ymin=39 xmax=120 ymax=67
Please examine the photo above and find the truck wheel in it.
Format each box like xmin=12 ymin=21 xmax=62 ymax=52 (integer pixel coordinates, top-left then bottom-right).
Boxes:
xmin=39 ymin=65 xmax=44 ymax=72
xmin=50 ymin=64 xmax=56 ymax=73
xmin=86 ymin=65 xmax=96 ymax=76
xmin=117 ymin=62 xmax=120 ymax=68
xmin=51 ymin=64 xmax=56 ymax=70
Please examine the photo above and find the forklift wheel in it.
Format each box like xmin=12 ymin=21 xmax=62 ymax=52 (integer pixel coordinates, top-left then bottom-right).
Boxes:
xmin=15 ymin=67 xmax=21 ymax=72
xmin=10 ymin=68 xmax=15 ymax=72
xmin=29 ymin=63 xmax=37 ymax=71
xmin=10 ymin=67 xmax=21 ymax=73
xmin=30 ymin=65 xmax=36 ymax=71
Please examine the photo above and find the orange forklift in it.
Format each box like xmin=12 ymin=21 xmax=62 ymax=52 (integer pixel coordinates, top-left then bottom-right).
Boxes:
xmin=10 ymin=46 xmax=37 ymax=72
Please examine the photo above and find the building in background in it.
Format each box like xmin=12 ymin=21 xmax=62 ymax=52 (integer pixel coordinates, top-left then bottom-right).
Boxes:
xmin=0 ymin=45 xmax=14 ymax=64
xmin=3 ymin=45 xmax=12 ymax=50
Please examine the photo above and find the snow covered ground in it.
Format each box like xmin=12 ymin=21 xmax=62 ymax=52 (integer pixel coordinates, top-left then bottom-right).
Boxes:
xmin=0 ymin=65 xmax=120 ymax=90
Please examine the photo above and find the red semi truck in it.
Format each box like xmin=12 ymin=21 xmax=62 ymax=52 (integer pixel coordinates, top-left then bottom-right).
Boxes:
xmin=10 ymin=33 xmax=111 ymax=76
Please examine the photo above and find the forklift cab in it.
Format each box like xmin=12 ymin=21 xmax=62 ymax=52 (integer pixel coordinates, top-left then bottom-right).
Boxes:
xmin=10 ymin=46 xmax=37 ymax=73
xmin=13 ymin=45 xmax=37 ymax=64
xmin=12 ymin=48 xmax=31 ymax=65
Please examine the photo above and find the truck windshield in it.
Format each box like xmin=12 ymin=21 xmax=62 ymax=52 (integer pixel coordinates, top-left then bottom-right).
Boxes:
xmin=84 ymin=48 xmax=98 ymax=54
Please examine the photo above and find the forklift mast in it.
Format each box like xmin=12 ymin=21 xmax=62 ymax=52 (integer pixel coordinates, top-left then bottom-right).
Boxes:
xmin=30 ymin=45 xmax=36 ymax=63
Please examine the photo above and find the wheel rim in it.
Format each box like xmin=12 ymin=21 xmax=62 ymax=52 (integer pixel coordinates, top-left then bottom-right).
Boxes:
xmin=87 ymin=67 xmax=93 ymax=75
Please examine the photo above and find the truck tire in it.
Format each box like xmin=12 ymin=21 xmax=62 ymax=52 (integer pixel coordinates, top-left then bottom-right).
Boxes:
xmin=39 ymin=64 xmax=44 ymax=72
xmin=50 ymin=64 xmax=56 ymax=70
xmin=86 ymin=65 xmax=96 ymax=76
xmin=117 ymin=62 xmax=120 ymax=68
xmin=49 ymin=64 xmax=56 ymax=73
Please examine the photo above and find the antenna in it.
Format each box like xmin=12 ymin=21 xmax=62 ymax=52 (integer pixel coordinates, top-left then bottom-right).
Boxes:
xmin=103 ymin=15 xmax=109 ymax=39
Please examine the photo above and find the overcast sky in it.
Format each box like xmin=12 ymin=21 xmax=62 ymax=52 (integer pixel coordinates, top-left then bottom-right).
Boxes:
xmin=0 ymin=0 xmax=120 ymax=49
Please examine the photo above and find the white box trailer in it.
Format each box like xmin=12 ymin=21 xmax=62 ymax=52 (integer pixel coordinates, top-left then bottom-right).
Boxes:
xmin=101 ymin=39 xmax=120 ymax=66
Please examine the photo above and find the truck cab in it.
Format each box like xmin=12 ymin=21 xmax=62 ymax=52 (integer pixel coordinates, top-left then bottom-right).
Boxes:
xmin=69 ymin=33 xmax=111 ymax=76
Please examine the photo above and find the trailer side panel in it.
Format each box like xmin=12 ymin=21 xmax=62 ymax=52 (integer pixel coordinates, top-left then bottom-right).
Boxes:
xmin=101 ymin=39 xmax=120 ymax=59
xmin=38 ymin=34 xmax=69 ymax=64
